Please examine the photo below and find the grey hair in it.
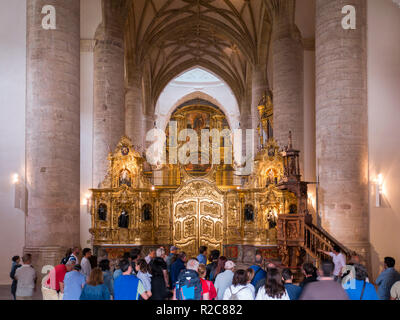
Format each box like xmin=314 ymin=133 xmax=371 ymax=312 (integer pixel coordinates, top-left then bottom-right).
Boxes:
xmin=156 ymin=247 xmax=165 ymax=258
xmin=186 ymin=259 xmax=200 ymax=272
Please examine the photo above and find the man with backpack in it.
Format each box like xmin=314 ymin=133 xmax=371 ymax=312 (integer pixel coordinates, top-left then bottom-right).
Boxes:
xmin=173 ymin=259 xmax=209 ymax=300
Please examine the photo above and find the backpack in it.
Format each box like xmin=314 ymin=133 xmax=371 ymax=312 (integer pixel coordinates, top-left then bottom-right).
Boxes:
xmin=229 ymin=286 xmax=246 ymax=300
xmin=175 ymin=269 xmax=202 ymax=300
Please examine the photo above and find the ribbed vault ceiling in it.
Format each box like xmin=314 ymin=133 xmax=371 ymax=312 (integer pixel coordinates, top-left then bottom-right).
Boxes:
xmin=121 ymin=0 xmax=273 ymax=105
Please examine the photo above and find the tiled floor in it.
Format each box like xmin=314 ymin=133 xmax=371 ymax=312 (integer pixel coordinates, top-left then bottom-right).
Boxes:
xmin=0 ymin=285 xmax=42 ymax=300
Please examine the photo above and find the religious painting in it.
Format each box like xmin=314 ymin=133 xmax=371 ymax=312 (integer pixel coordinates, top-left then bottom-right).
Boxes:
xmin=186 ymin=111 xmax=210 ymax=134
xmin=119 ymin=169 xmax=132 ymax=187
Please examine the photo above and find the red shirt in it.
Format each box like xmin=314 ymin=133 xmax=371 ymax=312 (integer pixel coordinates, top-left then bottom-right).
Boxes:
xmin=46 ymin=264 xmax=67 ymax=291
xmin=201 ymin=278 xmax=217 ymax=300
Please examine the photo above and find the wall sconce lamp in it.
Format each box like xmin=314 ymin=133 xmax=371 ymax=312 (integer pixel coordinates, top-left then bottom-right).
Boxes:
xmin=82 ymin=193 xmax=91 ymax=213
xmin=12 ymin=173 xmax=19 ymax=184
xmin=376 ymin=174 xmax=384 ymax=207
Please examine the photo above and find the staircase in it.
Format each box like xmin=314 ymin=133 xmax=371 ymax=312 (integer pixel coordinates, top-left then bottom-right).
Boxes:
xmin=303 ymin=222 xmax=355 ymax=268
xmin=277 ymin=214 xmax=355 ymax=270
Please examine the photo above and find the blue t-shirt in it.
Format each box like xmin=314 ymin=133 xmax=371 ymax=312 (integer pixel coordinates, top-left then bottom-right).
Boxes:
xmin=114 ymin=275 xmax=143 ymax=300
xmin=285 ymin=283 xmax=302 ymax=300
xmin=250 ymin=265 xmax=267 ymax=287
xmin=80 ymin=284 xmax=110 ymax=300
xmin=197 ymin=254 xmax=207 ymax=265
xmin=345 ymin=280 xmax=379 ymax=300
xmin=63 ymin=271 xmax=86 ymax=300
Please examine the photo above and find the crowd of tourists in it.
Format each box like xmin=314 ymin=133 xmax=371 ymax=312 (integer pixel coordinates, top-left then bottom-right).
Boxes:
xmin=8 ymin=245 xmax=400 ymax=300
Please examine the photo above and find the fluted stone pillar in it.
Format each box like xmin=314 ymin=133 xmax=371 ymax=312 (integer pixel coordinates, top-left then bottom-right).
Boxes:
xmin=251 ymin=66 xmax=269 ymax=152
xmin=26 ymin=0 xmax=80 ymax=270
xmin=93 ymin=1 xmax=125 ymax=187
xmin=271 ymin=2 xmax=304 ymax=164
xmin=125 ymin=70 xmax=145 ymax=150
xmin=316 ymin=0 xmax=369 ymax=258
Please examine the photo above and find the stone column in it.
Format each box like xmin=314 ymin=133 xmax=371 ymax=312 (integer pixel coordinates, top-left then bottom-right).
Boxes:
xmin=125 ymin=70 xmax=145 ymax=151
xmin=251 ymin=66 xmax=269 ymax=152
xmin=271 ymin=1 xmax=304 ymax=164
xmin=316 ymin=0 xmax=369 ymax=258
xmin=26 ymin=0 xmax=80 ymax=270
xmin=93 ymin=1 xmax=125 ymax=187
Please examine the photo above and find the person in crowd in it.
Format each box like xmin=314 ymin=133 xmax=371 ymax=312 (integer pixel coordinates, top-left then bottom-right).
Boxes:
xmin=11 ymin=255 xmax=20 ymax=270
xmin=47 ymin=259 xmax=76 ymax=296
xmin=299 ymin=262 xmax=318 ymax=288
xmin=174 ymin=259 xmax=207 ymax=300
xmin=130 ymin=248 xmax=142 ymax=273
xmin=197 ymin=246 xmax=208 ymax=265
xmin=223 ymin=269 xmax=254 ymax=300
xmin=171 ymin=252 xmax=187 ymax=287
xmin=206 ymin=250 xmax=220 ymax=280
xmin=198 ymin=264 xmax=217 ymax=300
xmin=135 ymin=259 xmax=152 ymax=297
xmin=282 ymin=268 xmax=302 ymax=300
xmin=99 ymin=259 xmax=114 ymax=297
xmin=214 ymin=260 xmax=235 ymax=300
xmin=114 ymin=253 xmax=130 ymax=280
xmin=60 ymin=248 xmax=72 ymax=265
xmin=256 ymin=268 xmax=289 ymax=300
xmin=14 ymin=254 xmax=37 ymax=300
xmin=299 ymin=260 xmax=349 ymax=300
xmin=376 ymin=257 xmax=400 ymax=300
xmin=150 ymin=255 xmax=171 ymax=300
xmin=69 ymin=247 xmax=81 ymax=264
xmin=47 ymin=261 xmax=69 ymax=293
xmin=211 ymin=256 xmax=227 ymax=282
xmin=80 ymin=268 xmax=110 ymax=300
xmin=340 ymin=253 xmax=367 ymax=285
xmin=156 ymin=247 xmax=167 ymax=261
xmin=62 ymin=264 xmax=86 ymax=300
xmin=154 ymin=248 xmax=169 ymax=289
xmin=344 ymin=264 xmax=378 ymax=300
xmin=255 ymin=263 xmax=276 ymax=293
xmin=80 ymin=248 xmax=92 ymax=279
xmin=390 ymin=280 xmax=400 ymax=300
xmin=166 ymin=246 xmax=178 ymax=272
xmin=246 ymin=268 xmax=256 ymax=298
xmin=318 ymin=245 xmax=346 ymax=281
xmin=250 ymin=254 xmax=267 ymax=287
xmin=114 ymin=259 xmax=150 ymax=300
xmin=145 ymin=249 xmax=156 ymax=264
xmin=10 ymin=256 xmax=21 ymax=300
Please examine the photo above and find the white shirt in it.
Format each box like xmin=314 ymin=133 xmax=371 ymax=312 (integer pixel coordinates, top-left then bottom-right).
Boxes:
xmin=255 ymin=286 xmax=290 ymax=300
xmin=246 ymin=283 xmax=256 ymax=299
xmin=223 ymin=285 xmax=254 ymax=300
xmin=81 ymin=257 xmax=91 ymax=278
xmin=15 ymin=264 xmax=37 ymax=297
xmin=329 ymin=252 xmax=346 ymax=276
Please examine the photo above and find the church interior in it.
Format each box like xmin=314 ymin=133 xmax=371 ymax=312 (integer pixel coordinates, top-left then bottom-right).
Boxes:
xmin=0 ymin=0 xmax=399 ymax=290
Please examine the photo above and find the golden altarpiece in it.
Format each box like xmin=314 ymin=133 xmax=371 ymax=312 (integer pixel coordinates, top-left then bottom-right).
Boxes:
xmin=89 ymin=99 xmax=310 ymax=267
